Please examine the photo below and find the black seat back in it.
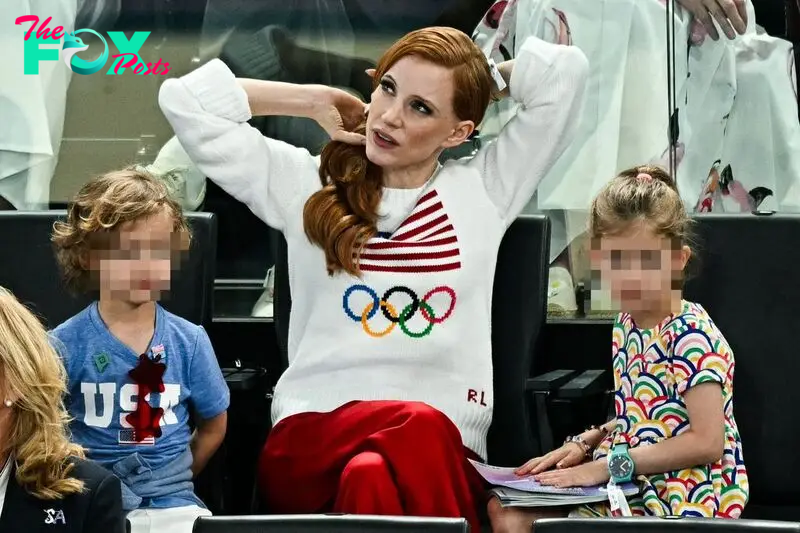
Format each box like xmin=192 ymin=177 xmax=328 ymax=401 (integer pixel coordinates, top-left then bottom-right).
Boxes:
xmin=683 ymin=213 xmax=800 ymax=517
xmin=273 ymin=215 xmax=551 ymax=466
xmin=0 ymin=210 xmax=217 ymax=327
xmin=273 ymin=230 xmax=291 ymax=371
xmin=193 ymin=515 xmax=469 ymax=533
xmin=487 ymin=215 xmax=550 ymax=466
xmin=536 ymin=517 xmax=800 ymax=532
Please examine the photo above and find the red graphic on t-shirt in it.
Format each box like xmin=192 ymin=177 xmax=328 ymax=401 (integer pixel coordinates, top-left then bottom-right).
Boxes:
xmin=125 ymin=353 xmax=166 ymax=442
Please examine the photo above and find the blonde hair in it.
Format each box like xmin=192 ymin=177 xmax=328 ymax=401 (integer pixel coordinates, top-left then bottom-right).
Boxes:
xmin=590 ymin=165 xmax=693 ymax=243
xmin=52 ymin=167 xmax=191 ymax=293
xmin=0 ymin=287 xmax=85 ymax=499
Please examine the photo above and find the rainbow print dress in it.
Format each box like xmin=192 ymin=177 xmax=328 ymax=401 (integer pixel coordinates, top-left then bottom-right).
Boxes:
xmin=574 ymin=301 xmax=749 ymax=518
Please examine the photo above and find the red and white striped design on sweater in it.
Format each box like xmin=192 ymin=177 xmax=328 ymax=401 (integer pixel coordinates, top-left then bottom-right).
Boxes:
xmin=359 ymin=189 xmax=462 ymax=274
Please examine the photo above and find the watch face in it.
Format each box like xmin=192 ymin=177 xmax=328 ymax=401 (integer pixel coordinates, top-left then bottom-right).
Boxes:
xmin=609 ymin=454 xmax=633 ymax=478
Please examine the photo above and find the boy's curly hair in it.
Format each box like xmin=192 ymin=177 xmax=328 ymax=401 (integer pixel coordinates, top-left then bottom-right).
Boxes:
xmin=51 ymin=167 xmax=191 ymax=293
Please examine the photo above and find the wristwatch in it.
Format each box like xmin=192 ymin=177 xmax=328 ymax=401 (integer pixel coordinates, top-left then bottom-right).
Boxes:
xmin=607 ymin=443 xmax=635 ymax=484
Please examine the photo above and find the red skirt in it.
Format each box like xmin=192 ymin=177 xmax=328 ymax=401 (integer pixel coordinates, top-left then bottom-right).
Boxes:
xmin=258 ymin=400 xmax=487 ymax=531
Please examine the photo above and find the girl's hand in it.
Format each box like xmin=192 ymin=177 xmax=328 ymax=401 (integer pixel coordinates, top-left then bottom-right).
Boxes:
xmin=676 ymin=0 xmax=747 ymax=41
xmin=515 ymin=442 xmax=586 ymax=476
xmin=312 ymin=86 xmax=368 ymax=145
xmin=534 ymin=459 xmax=610 ymax=488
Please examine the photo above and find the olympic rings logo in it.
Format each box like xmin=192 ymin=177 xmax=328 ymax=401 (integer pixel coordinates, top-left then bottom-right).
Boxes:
xmin=342 ymin=284 xmax=457 ymax=338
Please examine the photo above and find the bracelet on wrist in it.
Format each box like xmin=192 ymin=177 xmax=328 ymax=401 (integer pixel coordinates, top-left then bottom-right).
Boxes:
xmin=567 ymin=425 xmax=610 ymax=453
xmin=563 ymin=435 xmax=592 ymax=456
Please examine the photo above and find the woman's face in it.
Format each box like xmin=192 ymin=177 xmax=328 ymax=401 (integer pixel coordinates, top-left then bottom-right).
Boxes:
xmin=365 ymin=55 xmax=475 ymax=171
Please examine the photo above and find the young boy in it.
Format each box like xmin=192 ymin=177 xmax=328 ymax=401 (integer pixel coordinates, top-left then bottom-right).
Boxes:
xmin=50 ymin=168 xmax=229 ymax=533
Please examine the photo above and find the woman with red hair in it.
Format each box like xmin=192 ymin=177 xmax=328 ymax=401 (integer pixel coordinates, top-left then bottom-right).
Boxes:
xmin=159 ymin=26 xmax=587 ymax=529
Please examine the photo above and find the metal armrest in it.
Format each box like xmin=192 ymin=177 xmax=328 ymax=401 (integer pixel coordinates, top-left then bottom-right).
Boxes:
xmin=222 ymin=368 xmax=264 ymax=392
xmin=526 ymin=370 xmax=609 ymax=454
xmin=526 ymin=370 xmax=577 ymax=452
xmin=558 ymin=370 xmax=608 ymax=399
xmin=525 ymin=369 xmax=577 ymax=393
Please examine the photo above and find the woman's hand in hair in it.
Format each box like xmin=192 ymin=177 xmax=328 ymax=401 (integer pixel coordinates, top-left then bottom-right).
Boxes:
xmin=312 ymin=86 xmax=368 ymax=146
xmin=676 ymin=0 xmax=747 ymax=40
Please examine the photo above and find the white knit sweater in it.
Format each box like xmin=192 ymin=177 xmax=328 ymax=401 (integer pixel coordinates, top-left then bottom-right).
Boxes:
xmin=159 ymin=37 xmax=587 ymax=459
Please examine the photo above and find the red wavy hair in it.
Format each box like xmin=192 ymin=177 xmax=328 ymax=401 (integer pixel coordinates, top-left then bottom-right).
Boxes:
xmin=303 ymin=27 xmax=494 ymax=276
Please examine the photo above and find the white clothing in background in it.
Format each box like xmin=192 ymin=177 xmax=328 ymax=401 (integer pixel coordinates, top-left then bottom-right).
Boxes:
xmin=142 ymin=136 xmax=207 ymax=211
xmin=474 ymin=0 xmax=800 ymax=259
xmin=674 ymin=30 xmax=738 ymax=207
xmin=685 ymin=29 xmax=800 ymax=213
xmin=127 ymin=505 xmax=211 ymax=533
xmin=0 ymin=0 xmax=76 ymax=209
xmin=474 ymin=0 xmax=691 ymax=260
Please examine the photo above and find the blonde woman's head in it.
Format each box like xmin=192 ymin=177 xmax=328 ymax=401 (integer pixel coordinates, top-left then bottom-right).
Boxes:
xmin=0 ymin=287 xmax=84 ymax=499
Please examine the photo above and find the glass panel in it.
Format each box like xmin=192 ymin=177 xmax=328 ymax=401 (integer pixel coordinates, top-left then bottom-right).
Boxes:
xmin=3 ymin=1 xmax=796 ymax=320
xmin=477 ymin=0 xmax=693 ymax=319
xmin=482 ymin=0 xmax=800 ymax=321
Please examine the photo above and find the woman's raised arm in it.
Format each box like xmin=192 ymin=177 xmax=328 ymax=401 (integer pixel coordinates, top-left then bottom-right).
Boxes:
xmin=158 ymin=59 xmax=327 ymax=230
xmin=468 ymin=37 xmax=589 ymax=227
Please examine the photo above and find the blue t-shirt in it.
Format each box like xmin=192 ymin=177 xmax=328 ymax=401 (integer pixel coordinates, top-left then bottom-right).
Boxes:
xmin=51 ymin=302 xmax=230 ymax=509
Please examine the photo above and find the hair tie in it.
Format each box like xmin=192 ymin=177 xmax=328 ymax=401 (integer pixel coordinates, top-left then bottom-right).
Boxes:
xmin=636 ymin=172 xmax=653 ymax=183
xmin=486 ymin=57 xmax=507 ymax=92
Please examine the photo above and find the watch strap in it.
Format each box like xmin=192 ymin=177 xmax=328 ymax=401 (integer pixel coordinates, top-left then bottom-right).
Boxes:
xmin=609 ymin=443 xmax=633 ymax=483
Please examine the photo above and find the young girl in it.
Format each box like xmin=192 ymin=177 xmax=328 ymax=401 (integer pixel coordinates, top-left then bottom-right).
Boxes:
xmin=488 ymin=165 xmax=749 ymax=532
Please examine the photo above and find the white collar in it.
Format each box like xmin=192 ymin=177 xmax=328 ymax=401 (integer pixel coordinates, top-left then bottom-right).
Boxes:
xmin=0 ymin=454 xmax=13 ymax=493
xmin=0 ymin=454 xmax=12 ymax=479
